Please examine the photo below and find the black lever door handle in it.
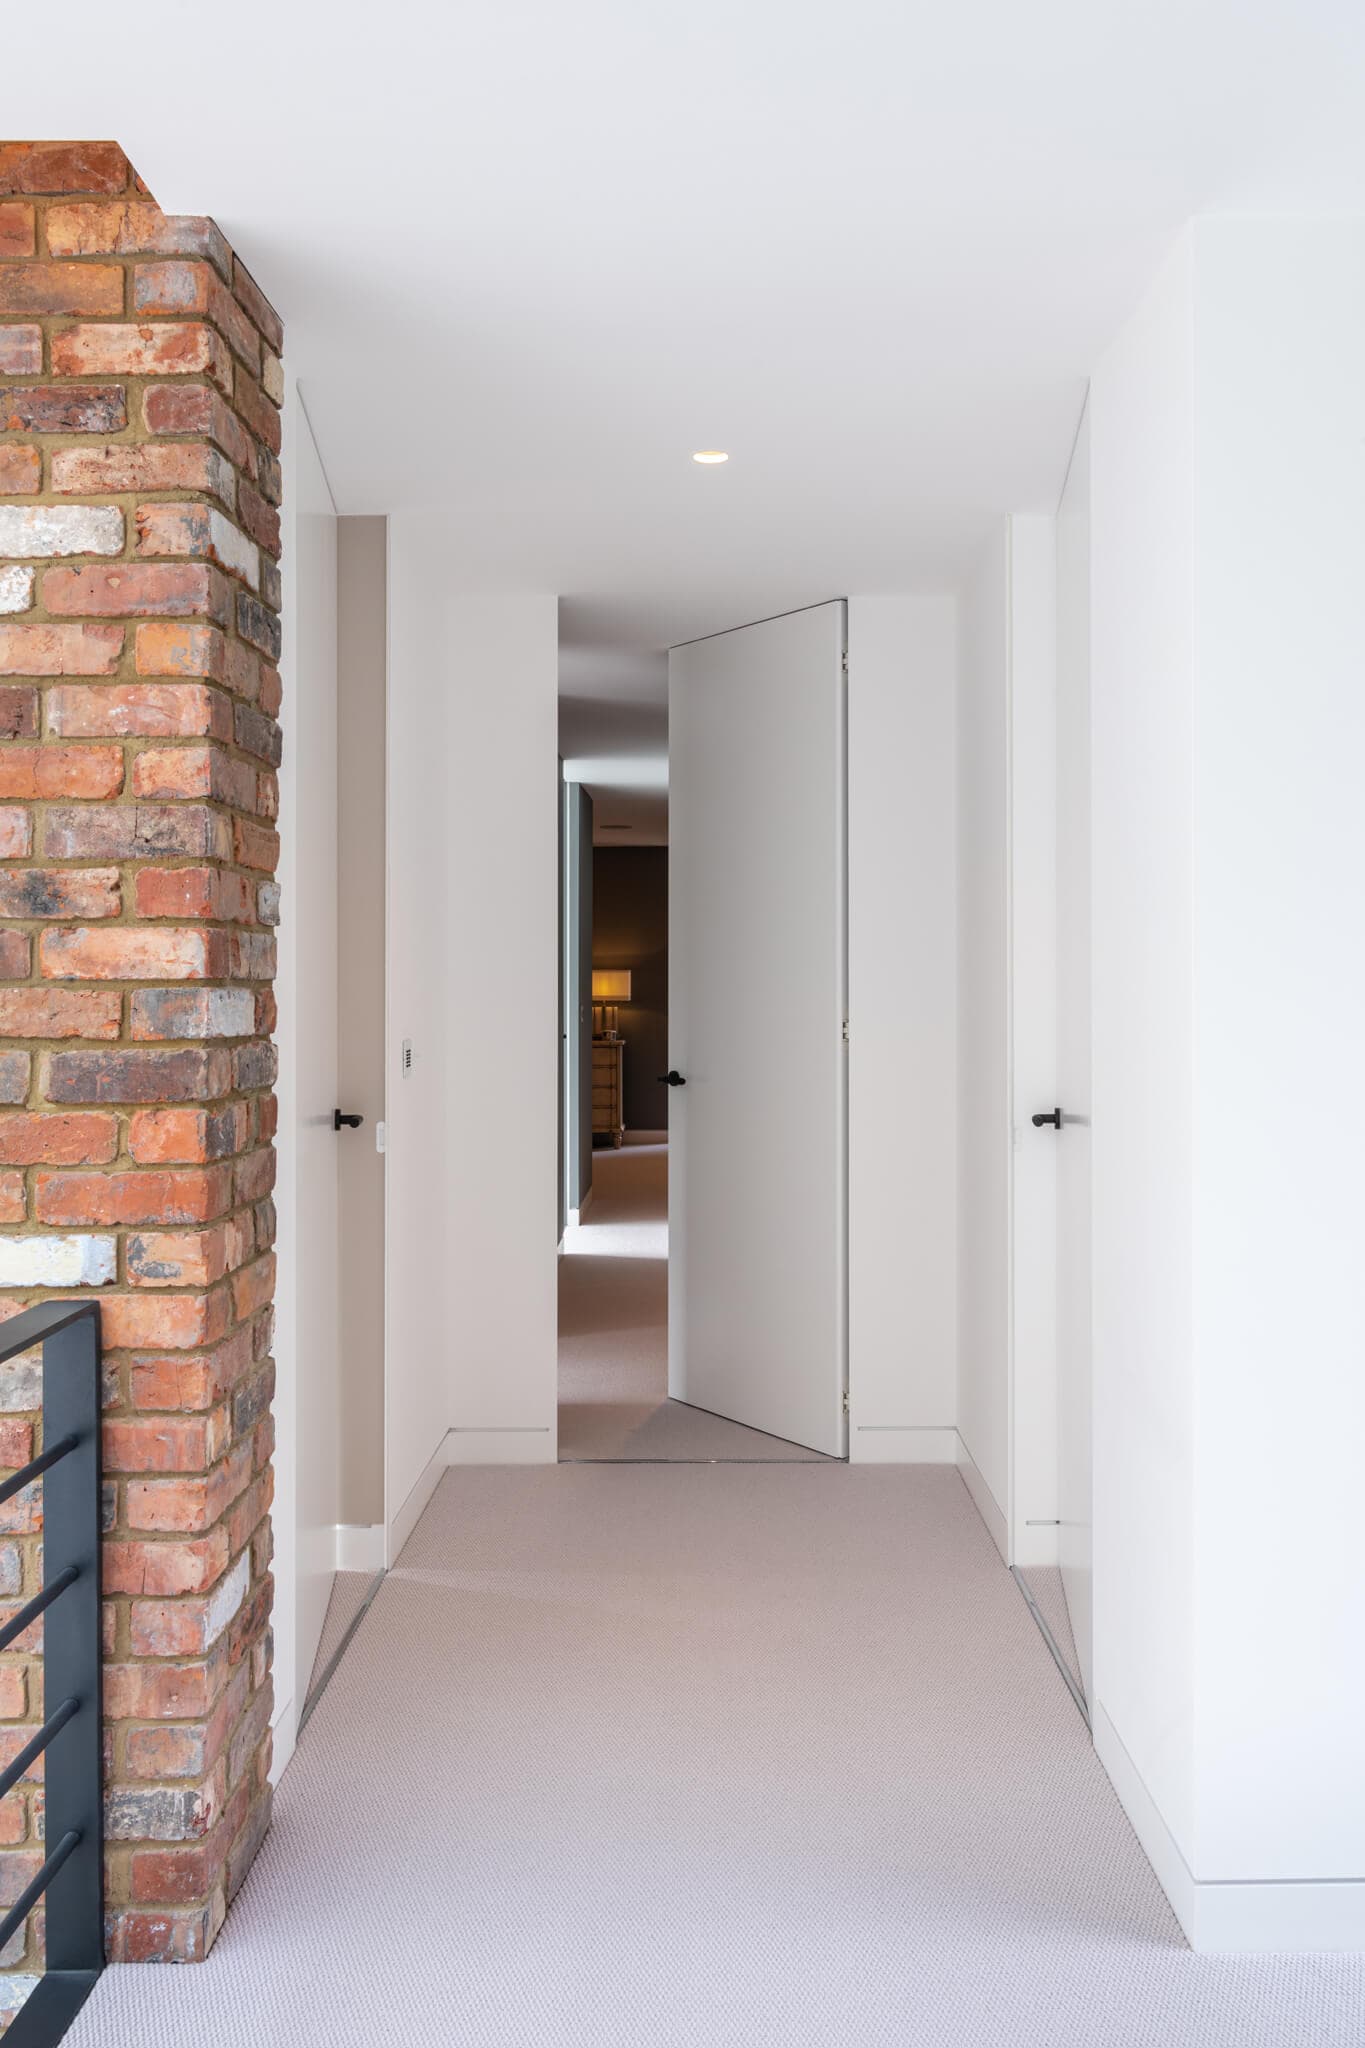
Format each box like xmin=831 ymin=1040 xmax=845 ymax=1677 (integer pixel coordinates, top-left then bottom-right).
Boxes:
xmin=657 ymin=1071 xmax=687 ymax=1087
xmin=1031 ymin=1107 xmax=1063 ymax=1129
xmin=334 ymin=1110 xmax=364 ymax=1130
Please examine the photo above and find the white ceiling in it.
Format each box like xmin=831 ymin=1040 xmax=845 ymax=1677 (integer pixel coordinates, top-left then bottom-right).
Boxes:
xmin=19 ymin=0 xmax=1365 ymax=729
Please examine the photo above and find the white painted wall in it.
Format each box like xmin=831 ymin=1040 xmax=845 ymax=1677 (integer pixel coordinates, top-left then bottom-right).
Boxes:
xmin=1089 ymin=220 xmax=1365 ymax=1950
xmin=385 ymin=533 xmax=559 ymax=1554
xmin=273 ymin=389 xmax=340 ymax=1775
xmin=955 ymin=530 xmax=1010 ymax=1550
xmin=847 ymin=596 xmax=957 ymax=1462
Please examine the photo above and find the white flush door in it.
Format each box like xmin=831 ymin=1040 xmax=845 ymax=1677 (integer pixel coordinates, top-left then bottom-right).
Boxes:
xmin=668 ymin=602 xmax=847 ymax=1457
xmin=1056 ymin=407 xmax=1094 ymax=1700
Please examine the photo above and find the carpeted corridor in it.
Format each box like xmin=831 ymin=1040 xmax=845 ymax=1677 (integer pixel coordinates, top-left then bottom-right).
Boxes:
xmin=557 ymin=1139 xmax=829 ymax=1461
xmin=73 ymin=1462 xmax=1364 ymax=2047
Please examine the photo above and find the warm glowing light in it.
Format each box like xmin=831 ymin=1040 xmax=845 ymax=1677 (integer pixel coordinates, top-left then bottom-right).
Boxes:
xmin=692 ymin=450 xmax=729 ymax=464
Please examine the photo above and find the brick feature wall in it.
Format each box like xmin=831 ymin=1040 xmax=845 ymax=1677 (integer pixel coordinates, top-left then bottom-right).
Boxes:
xmin=0 ymin=142 xmax=283 ymax=1967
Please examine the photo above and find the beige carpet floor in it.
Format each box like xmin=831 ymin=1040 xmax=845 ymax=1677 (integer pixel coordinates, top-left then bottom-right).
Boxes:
xmin=304 ymin=1569 xmax=377 ymax=1703
xmin=73 ymin=1464 xmax=1364 ymax=2046
xmin=558 ymin=1140 xmax=828 ymax=1461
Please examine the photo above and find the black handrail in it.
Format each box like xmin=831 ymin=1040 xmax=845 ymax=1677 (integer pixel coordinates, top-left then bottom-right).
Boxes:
xmin=0 ymin=1301 xmax=102 ymax=2047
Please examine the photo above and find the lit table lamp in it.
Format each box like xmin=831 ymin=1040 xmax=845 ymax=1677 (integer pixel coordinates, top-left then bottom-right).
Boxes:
xmin=592 ymin=968 xmax=632 ymax=1039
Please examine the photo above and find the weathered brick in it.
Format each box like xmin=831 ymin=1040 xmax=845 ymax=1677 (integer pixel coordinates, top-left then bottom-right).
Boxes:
xmin=0 ymin=622 xmax=123 ymax=676
xmin=0 ymin=568 xmax=35 ymax=616
xmin=142 ymin=384 xmax=254 ymax=476
xmin=233 ymin=818 xmax=279 ymax=872
xmin=46 ymin=203 xmax=230 ymax=279
xmin=136 ymin=866 xmax=254 ymax=924
xmin=0 ymin=1233 xmax=116 ymax=1286
xmin=0 ymin=744 xmax=122 ymax=798
xmin=40 ymin=927 xmax=225 ymax=983
xmin=230 ymin=258 xmax=283 ymax=354
xmin=0 ymin=866 xmax=120 ymax=921
xmin=103 ymin=1530 xmax=229 ymax=1597
xmin=0 ymin=1172 xmax=23 ymax=1224
xmin=136 ymin=504 xmax=258 ymax=590
xmin=0 ymin=261 xmax=123 ymax=317
xmin=231 ymin=370 xmax=282 ymax=456
xmin=127 ymin=1104 xmax=247 ymax=1166
xmin=43 ymin=803 xmax=232 ymax=861
xmin=51 ymin=323 xmax=232 ymax=392
xmin=0 ymin=1110 xmax=119 ymax=1164
xmin=0 ymin=384 xmax=126 ymax=434
xmin=0 ymin=503 xmax=123 ymax=557
xmin=0 ymin=806 xmax=30 ymax=857
xmin=133 ymin=262 xmax=260 ymax=369
xmin=129 ymin=988 xmax=255 ymax=1042
xmin=102 ymin=1290 xmax=230 ymax=1354
xmin=42 ymin=561 xmax=232 ymax=623
xmin=134 ymin=622 xmax=228 ymax=681
xmin=0 ymin=687 xmax=35 ymax=739
xmin=0 ymin=143 xmax=128 ymax=196
xmin=233 ymin=703 xmax=282 ymax=767
xmin=0 ymin=447 xmax=39 ymax=495
xmin=0 ymin=327 xmax=41 ymax=375
xmin=0 ymin=1054 xmax=29 ymax=1106
xmin=0 ymin=932 xmax=29 ymax=980
xmin=42 ymin=1048 xmax=232 ymax=1106
xmin=51 ymin=441 xmax=234 ymax=506
xmin=47 ymin=681 xmax=233 ymax=740
xmin=0 ymin=206 xmax=34 ymax=259
xmin=132 ymin=743 xmax=255 ymax=807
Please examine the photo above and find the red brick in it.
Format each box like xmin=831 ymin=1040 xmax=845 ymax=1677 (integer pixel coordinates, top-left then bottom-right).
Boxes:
xmin=106 ymin=1904 xmax=216 ymax=1963
xmin=0 ymin=206 xmax=34 ymax=259
xmin=132 ymin=743 xmax=255 ymax=806
xmin=127 ymin=1103 xmax=248 ymax=1165
xmin=0 ymin=867 xmax=120 ymax=919
xmin=232 ymin=369 xmax=282 ymax=455
xmin=105 ymin=1412 xmax=220 ymax=1472
xmin=0 ymin=1170 xmax=23 ymax=1223
xmin=0 ymin=446 xmax=39 ymax=495
xmin=0 ymin=143 xmax=128 ymax=196
xmin=0 ymin=1052 xmax=30 ymax=1106
xmin=235 ymin=480 xmax=280 ymax=558
xmin=51 ymin=322 xmax=231 ymax=392
xmin=135 ymin=865 xmax=254 ymax=924
xmin=0 ymin=988 xmax=121 ymax=1039
xmin=0 ymin=1420 xmax=31 ymax=1468
xmin=0 ymin=1110 xmax=119 ymax=1164
xmin=0 ymin=327 xmax=40 ymax=375
xmin=1 ymin=385 xmax=126 ymax=433
xmin=0 ymin=1666 xmax=27 ymax=1721
xmin=133 ymin=262 xmax=260 ymax=369
xmin=0 ymin=622 xmax=123 ymax=677
xmin=40 ymin=926 xmax=224 ymax=982
xmin=231 ymin=257 xmax=284 ymax=353
xmin=46 ymin=203 xmax=229 ymax=278
xmin=0 ymin=262 xmax=122 ymax=317
xmin=143 ymin=383 xmax=254 ymax=476
xmin=105 ymin=1658 xmax=212 ymax=1721
xmin=0 ymin=689 xmax=37 ymax=739
xmin=51 ymin=442 xmax=233 ymax=505
xmin=0 ymin=931 xmax=29 ymax=979
xmin=233 ymin=818 xmax=279 ymax=872
xmin=103 ymin=1530 xmax=229 ymax=1597
xmin=41 ymin=562 xmax=231 ymax=623
xmin=34 ymin=1164 xmax=232 ymax=1226
xmin=0 ymin=744 xmax=122 ymax=797
xmin=102 ymin=1290 xmax=229 ymax=1354
xmin=47 ymin=680 xmax=232 ymax=740
xmin=134 ymin=622 xmax=228 ymax=681
xmin=231 ymin=1254 xmax=275 ymax=1323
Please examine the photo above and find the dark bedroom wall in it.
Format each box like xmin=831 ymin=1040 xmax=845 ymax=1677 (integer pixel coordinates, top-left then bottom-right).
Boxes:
xmin=593 ymin=846 xmax=668 ymax=1132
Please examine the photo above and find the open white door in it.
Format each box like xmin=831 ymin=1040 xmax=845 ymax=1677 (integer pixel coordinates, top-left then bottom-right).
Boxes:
xmin=1056 ymin=408 xmax=1093 ymax=1699
xmin=668 ymin=602 xmax=847 ymax=1457
xmin=288 ymin=403 xmax=340 ymax=1714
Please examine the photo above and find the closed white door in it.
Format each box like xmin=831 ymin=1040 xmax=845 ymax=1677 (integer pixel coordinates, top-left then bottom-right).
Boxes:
xmin=667 ymin=602 xmax=847 ymax=1457
xmin=1056 ymin=407 xmax=1093 ymax=1699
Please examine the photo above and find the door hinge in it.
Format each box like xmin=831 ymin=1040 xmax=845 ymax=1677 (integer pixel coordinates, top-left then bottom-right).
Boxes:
xmin=842 ymin=1018 xmax=850 ymax=1043
xmin=842 ymin=1388 xmax=850 ymax=1414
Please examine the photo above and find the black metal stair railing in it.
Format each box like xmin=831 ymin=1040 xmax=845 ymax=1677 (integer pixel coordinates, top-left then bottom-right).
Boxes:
xmin=0 ymin=1302 xmax=102 ymax=2047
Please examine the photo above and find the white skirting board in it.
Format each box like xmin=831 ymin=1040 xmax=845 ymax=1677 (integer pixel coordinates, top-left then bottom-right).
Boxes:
xmin=851 ymin=1425 xmax=958 ymax=1464
xmin=1093 ymin=1704 xmax=1365 ymax=1953
xmin=568 ymin=1189 xmax=595 ymax=1225
xmin=955 ymin=1433 xmax=1009 ymax=1561
xmin=335 ymin=1523 xmax=386 ymax=1573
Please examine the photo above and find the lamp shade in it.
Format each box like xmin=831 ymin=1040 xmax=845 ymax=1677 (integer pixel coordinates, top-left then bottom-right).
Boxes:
xmin=592 ymin=968 xmax=632 ymax=1003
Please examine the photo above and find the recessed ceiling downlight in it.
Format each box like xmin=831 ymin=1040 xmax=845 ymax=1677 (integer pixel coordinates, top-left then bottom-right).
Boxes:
xmin=692 ymin=450 xmax=729 ymax=464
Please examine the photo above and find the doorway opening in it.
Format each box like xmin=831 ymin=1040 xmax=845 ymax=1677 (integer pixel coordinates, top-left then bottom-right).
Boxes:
xmin=556 ymin=604 xmax=846 ymax=1465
